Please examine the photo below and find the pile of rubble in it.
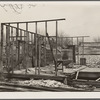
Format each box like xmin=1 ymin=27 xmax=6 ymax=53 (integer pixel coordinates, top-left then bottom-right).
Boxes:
xmin=15 ymin=79 xmax=67 ymax=88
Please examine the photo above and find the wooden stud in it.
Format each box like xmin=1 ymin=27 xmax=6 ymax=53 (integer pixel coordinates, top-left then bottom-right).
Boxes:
xmin=15 ymin=23 xmax=19 ymax=70
xmin=20 ymin=30 xmax=22 ymax=41
xmin=55 ymin=21 xmax=58 ymax=76
xmin=77 ymin=37 xmax=79 ymax=64
xmin=6 ymin=24 xmax=10 ymax=73
xmin=11 ymin=27 xmax=14 ymax=73
xmin=0 ymin=24 xmax=4 ymax=72
xmin=72 ymin=37 xmax=73 ymax=45
xmin=35 ymin=22 xmax=37 ymax=75
xmin=4 ymin=18 xmax=65 ymax=24
xmin=23 ymin=31 xmax=26 ymax=55
xmin=38 ymin=36 xmax=41 ymax=75
xmin=44 ymin=22 xmax=47 ymax=66
xmin=25 ymin=23 xmax=29 ymax=73
xmin=82 ymin=37 xmax=84 ymax=57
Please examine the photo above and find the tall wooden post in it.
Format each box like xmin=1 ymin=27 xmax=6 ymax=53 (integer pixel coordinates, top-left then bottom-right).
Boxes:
xmin=25 ymin=23 xmax=28 ymax=73
xmin=31 ymin=33 xmax=34 ymax=68
xmin=15 ymin=23 xmax=19 ymax=69
xmin=35 ymin=22 xmax=37 ymax=75
xmin=6 ymin=25 xmax=10 ymax=73
xmin=0 ymin=23 xmax=3 ymax=72
xmin=77 ymin=37 xmax=79 ymax=64
xmin=11 ymin=27 xmax=14 ymax=73
xmin=72 ymin=37 xmax=73 ymax=45
xmin=20 ymin=30 xmax=22 ymax=41
xmin=38 ymin=36 xmax=41 ymax=75
xmin=55 ymin=21 xmax=58 ymax=76
xmin=82 ymin=37 xmax=84 ymax=58
xmin=44 ymin=22 xmax=47 ymax=66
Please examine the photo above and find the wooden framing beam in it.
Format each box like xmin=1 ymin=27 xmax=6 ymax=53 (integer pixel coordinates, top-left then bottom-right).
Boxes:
xmin=38 ymin=36 xmax=41 ymax=75
xmin=25 ymin=23 xmax=28 ymax=73
xmin=35 ymin=22 xmax=37 ymax=75
xmin=3 ymin=18 xmax=65 ymax=24
xmin=0 ymin=23 xmax=4 ymax=71
xmin=6 ymin=24 xmax=10 ymax=73
xmin=82 ymin=37 xmax=84 ymax=57
xmin=11 ymin=27 xmax=14 ymax=73
xmin=77 ymin=37 xmax=79 ymax=64
xmin=5 ymin=25 xmax=43 ymax=37
xmin=55 ymin=21 xmax=58 ymax=76
xmin=20 ymin=30 xmax=22 ymax=41
xmin=48 ymin=36 xmax=89 ymax=38
xmin=44 ymin=21 xmax=47 ymax=66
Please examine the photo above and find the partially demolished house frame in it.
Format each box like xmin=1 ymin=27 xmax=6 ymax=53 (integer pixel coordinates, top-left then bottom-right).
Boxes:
xmin=0 ymin=18 xmax=66 ymax=76
xmin=0 ymin=18 xmax=89 ymax=77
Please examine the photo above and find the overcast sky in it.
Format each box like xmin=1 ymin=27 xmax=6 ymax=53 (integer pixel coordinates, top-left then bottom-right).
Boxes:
xmin=0 ymin=1 xmax=100 ymax=41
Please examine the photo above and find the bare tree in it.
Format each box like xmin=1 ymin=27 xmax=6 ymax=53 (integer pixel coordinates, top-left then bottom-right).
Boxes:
xmin=93 ymin=36 xmax=100 ymax=42
xmin=58 ymin=31 xmax=72 ymax=47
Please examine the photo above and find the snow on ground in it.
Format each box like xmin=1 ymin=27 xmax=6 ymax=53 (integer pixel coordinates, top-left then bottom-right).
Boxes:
xmin=12 ymin=79 xmax=68 ymax=88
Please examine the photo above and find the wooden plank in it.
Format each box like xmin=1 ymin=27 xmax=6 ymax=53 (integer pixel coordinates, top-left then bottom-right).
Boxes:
xmin=46 ymin=33 xmax=56 ymax=67
xmin=73 ymin=79 xmax=100 ymax=88
xmin=77 ymin=37 xmax=79 ymax=64
xmin=35 ymin=22 xmax=38 ymax=75
xmin=17 ymin=23 xmax=20 ymax=69
xmin=20 ymin=30 xmax=22 ymax=41
xmin=82 ymin=37 xmax=84 ymax=57
xmin=49 ymin=36 xmax=89 ymax=38
xmin=44 ymin=21 xmax=47 ymax=66
xmin=3 ymin=18 xmax=66 ymax=24
xmin=0 ymin=24 xmax=4 ymax=71
xmin=4 ymin=73 xmax=67 ymax=81
xmin=25 ymin=23 xmax=28 ymax=73
xmin=6 ymin=25 xmax=10 ymax=73
xmin=55 ymin=21 xmax=58 ymax=76
xmin=38 ymin=36 xmax=41 ymax=75
xmin=72 ymin=37 xmax=73 ymax=45
xmin=11 ymin=27 xmax=14 ymax=73
xmin=75 ymin=71 xmax=79 ymax=79
xmin=5 ymin=25 xmax=43 ymax=37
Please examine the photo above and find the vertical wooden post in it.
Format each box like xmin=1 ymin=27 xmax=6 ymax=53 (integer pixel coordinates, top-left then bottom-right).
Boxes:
xmin=25 ymin=23 xmax=28 ymax=73
xmin=55 ymin=21 xmax=58 ymax=76
xmin=16 ymin=23 xmax=19 ymax=69
xmin=6 ymin=24 xmax=10 ymax=73
xmin=11 ymin=27 xmax=14 ymax=73
xmin=77 ymin=37 xmax=79 ymax=64
xmin=44 ymin=21 xmax=47 ymax=66
xmin=31 ymin=33 xmax=33 ymax=44
xmin=82 ymin=37 xmax=84 ymax=58
xmin=35 ymin=22 xmax=37 ymax=75
xmin=0 ymin=23 xmax=3 ymax=72
xmin=72 ymin=37 xmax=73 ymax=45
xmin=31 ymin=33 xmax=34 ymax=69
xmin=61 ymin=37 xmax=63 ymax=58
xmin=20 ymin=30 xmax=22 ymax=41
xmin=26 ymin=23 xmax=29 ymax=48
xmin=38 ymin=36 xmax=41 ymax=75
xmin=24 ymin=31 xmax=25 ymax=55
xmin=22 ymin=31 xmax=26 ymax=70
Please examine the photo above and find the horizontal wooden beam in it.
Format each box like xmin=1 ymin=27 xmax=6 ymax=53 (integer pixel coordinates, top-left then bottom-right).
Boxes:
xmin=48 ymin=36 xmax=89 ymax=38
xmin=2 ymin=18 xmax=66 ymax=24
xmin=73 ymin=79 xmax=100 ymax=88
xmin=4 ymin=73 xmax=67 ymax=82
